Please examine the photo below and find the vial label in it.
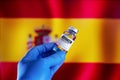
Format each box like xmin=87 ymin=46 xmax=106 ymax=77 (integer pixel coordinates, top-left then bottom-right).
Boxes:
xmin=56 ymin=34 xmax=74 ymax=51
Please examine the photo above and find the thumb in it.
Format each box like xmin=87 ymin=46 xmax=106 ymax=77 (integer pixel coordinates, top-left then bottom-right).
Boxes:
xmin=44 ymin=51 xmax=66 ymax=67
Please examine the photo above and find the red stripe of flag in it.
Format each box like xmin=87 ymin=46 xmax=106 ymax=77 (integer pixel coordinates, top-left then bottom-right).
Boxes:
xmin=0 ymin=0 xmax=120 ymax=18
xmin=0 ymin=62 xmax=120 ymax=80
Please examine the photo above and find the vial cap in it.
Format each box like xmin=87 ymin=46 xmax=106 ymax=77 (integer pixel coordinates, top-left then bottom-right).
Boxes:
xmin=69 ymin=26 xmax=78 ymax=33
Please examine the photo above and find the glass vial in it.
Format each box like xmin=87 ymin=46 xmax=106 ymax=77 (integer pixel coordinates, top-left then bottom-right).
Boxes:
xmin=54 ymin=26 xmax=78 ymax=52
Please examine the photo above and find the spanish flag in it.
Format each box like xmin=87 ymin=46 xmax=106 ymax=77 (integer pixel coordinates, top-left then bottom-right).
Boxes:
xmin=0 ymin=0 xmax=120 ymax=80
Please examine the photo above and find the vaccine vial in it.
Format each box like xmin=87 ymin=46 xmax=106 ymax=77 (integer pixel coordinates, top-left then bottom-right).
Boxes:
xmin=53 ymin=26 xmax=78 ymax=52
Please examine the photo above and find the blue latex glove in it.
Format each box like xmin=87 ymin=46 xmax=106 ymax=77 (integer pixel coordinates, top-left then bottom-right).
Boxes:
xmin=17 ymin=43 xmax=66 ymax=80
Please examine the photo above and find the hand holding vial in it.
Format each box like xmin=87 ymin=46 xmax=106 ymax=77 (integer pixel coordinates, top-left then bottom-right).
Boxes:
xmin=17 ymin=26 xmax=78 ymax=80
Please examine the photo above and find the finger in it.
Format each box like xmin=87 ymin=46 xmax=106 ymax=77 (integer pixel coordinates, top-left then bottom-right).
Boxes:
xmin=43 ymin=51 xmax=66 ymax=66
xmin=36 ymin=42 xmax=56 ymax=54
xmin=21 ymin=42 xmax=56 ymax=62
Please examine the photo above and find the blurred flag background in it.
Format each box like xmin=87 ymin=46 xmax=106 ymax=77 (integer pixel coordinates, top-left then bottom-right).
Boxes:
xmin=0 ymin=0 xmax=120 ymax=80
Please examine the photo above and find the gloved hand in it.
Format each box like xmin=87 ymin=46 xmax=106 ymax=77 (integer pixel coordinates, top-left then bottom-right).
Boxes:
xmin=17 ymin=42 xmax=66 ymax=80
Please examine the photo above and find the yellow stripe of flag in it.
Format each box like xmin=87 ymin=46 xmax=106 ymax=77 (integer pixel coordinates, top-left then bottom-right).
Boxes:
xmin=0 ymin=18 xmax=120 ymax=63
